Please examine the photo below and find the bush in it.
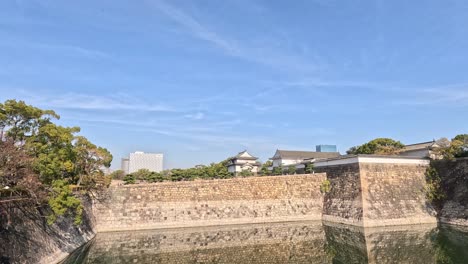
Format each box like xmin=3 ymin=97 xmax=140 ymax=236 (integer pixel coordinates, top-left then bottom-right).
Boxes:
xmin=424 ymin=166 xmax=446 ymax=206
xmin=145 ymin=172 xmax=164 ymax=182
xmin=320 ymin=179 xmax=331 ymax=193
xmin=123 ymin=174 xmax=136 ymax=185
xmin=305 ymin=163 xmax=314 ymax=174
xmin=239 ymin=169 xmax=253 ymax=177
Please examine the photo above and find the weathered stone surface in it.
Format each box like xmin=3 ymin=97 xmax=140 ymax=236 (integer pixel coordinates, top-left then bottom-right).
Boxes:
xmin=360 ymin=163 xmax=437 ymax=226
xmin=317 ymin=158 xmax=437 ymax=227
xmin=433 ymin=158 xmax=468 ymax=226
xmin=94 ymin=174 xmax=326 ymax=232
xmin=0 ymin=196 xmax=95 ymax=264
xmin=317 ymin=163 xmax=363 ymax=226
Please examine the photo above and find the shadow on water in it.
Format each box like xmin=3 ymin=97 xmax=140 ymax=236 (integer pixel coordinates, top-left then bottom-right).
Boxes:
xmin=62 ymin=222 xmax=468 ymax=264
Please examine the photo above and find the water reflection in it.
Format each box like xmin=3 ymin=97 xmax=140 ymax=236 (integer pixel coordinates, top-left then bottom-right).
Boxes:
xmin=63 ymin=222 xmax=468 ymax=264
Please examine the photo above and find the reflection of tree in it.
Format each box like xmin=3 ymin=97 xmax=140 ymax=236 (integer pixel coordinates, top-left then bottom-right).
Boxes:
xmin=430 ymin=226 xmax=468 ymax=264
xmin=324 ymin=241 xmax=337 ymax=259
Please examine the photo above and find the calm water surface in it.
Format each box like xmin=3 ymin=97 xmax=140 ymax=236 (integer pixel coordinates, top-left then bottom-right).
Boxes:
xmin=63 ymin=222 xmax=468 ymax=264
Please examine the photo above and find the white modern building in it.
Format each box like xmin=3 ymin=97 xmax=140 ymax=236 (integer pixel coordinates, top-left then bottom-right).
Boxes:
xmin=121 ymin=158 xmax=129 ymax=174
xmin=121 ymin=151 xmax=164 ymax=174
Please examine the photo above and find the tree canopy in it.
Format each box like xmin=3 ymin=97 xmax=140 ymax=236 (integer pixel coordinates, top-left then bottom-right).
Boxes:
xmin=0 ymin=99 xmax=113 ymax=225
xmin=346 ymin=138 xmax=404 ymax=155
xmin=435 ymin=134 xmax=468 ymax=159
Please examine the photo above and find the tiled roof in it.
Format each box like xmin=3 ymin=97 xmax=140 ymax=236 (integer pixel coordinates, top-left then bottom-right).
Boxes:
xmin=232 ymin=150 xmax=258 ymax=160
xmin=272 ymin=150 xmax=340 ymax=160
xmin=402 ymin=141 xmax=435 ymax=151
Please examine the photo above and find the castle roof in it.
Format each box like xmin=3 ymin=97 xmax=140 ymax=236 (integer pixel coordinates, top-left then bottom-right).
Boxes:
xmin=271 ymin=150 xmax=340 ymax=160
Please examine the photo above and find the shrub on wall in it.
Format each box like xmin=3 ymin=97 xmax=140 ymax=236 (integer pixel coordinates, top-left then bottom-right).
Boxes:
xmin=305 ymin=163 xmax=314 ymax=174
xmin=424 ymin=165 xmax=446 ymax=208
xmin=320 ymin=179 xmax=331 ymax=194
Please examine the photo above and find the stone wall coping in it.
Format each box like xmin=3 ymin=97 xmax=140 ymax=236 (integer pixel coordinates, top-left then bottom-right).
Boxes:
xmin=315 ymin=155 xmax=430 ymax=167
xmin=110 ymin=173 xmax=326 ymax=189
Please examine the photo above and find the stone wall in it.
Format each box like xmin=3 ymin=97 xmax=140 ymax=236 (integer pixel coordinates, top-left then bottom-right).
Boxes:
xmin=94 ymin=174 xmax=326 ymax=232
xmin=433 ymin=158 xmax=468 ymax=226
xmin=316 ymin=156 xmax=437 ymax=227
xmin=360 ymin=162 xmax=437 ymax=226
xmin=316 ymin=163 xmax=363 ymax=226
xmin=0 ymin=195 xmax=95 ymax=264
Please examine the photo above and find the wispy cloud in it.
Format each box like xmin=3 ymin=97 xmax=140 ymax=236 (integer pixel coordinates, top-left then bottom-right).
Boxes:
xmin=16 ymin=91 xmax=175 ymax=112
xmin=147 ymin=0 xmax=319 ymax=73
xmin=184 ymin=112 xmax=205 ymax=120
xmin=391 ymin=83 xmax=468 ymax=106
xmin=0 ymin=36 xmax=111 ymax=60
xmin=149 ymin=0 xmax=240 ymax=55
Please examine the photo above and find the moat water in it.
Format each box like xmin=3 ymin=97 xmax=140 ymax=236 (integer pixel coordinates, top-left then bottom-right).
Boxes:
xmin=62 ymin=222 xmax=468 ymax=264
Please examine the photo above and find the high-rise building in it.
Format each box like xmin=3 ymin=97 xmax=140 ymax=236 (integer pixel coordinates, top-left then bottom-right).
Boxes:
xmin=121 ymin=158 xmax=129 ymax=174
xmin=316 ymin=145 xmax=337 ymax=153
xmin=121 ymin=151 xmax=163 ymax=174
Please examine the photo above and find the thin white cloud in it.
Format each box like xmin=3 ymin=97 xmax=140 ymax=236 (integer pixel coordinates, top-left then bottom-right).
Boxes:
xmin=148 ymin=0 xmax=318 ymax=73
xmin=150 ymin=0 xmax=240 ymax=55
xmin=184 ymin=112 xmax=205 ymax=120
xmin=18 ymin=91 xmax=174 ymax=112
xmin=0 ymin=36 xmax=111 ymax=59
xmin=393 ymin=83 xmax=468 ymax=106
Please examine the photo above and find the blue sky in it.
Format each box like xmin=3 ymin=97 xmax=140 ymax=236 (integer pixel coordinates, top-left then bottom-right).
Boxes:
xmin=1 ymin=0 xmax=467 ymax=169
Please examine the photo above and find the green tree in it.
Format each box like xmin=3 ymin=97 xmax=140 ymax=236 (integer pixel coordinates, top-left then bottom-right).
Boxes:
xmin=239 ymin=169 xmax=253 ymax=177
xmin=110 ymin=170 xmax=125 ymax=180
xmin=0 ymin=99 xmax=59 ymax=141
xmin=288 ymin=165 xmax=296 ymax=175
xmin=28 ymin=123 xmax=79 ymax=185
xmin=260 ymin=161 xmax=272 ymax=176
xmin=145 ymin=171 xmax=164 ymax=182
xmin=132 ymin=169 xmax=152 ymax=181
xmin=451 ymin=134 xmax=468 ymax=158
xmin=272 ymin=165 xmax=283 ymax=176
xmin=305 ymin=163 xmax=314 ymax=174
xmin=434 ymin=135 xmax=468 ymax=160
xmin=47 ymin=180 xmax=83 ymax=225
xmin=347 ymin=138 xmax=404 ymax=155
xmin=0 ymin=99 xmax=114 ymax=226
xmin=73 ymin=136 xmax=112 ymax=187
xmin=123 ymin=174 xmax=136 ymax=184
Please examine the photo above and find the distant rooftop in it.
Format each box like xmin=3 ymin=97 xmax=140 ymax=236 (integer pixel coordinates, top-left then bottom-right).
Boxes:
xmin=271 ymin=150 xmax=340 ymax=160
xmin=401 ymin=141 xmax=436 ymax=152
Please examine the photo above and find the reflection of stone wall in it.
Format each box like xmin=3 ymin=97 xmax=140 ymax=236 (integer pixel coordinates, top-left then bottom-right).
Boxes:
xmin=433 ymin=158 xmax=468 ymax=226
xmin=316 ymin=156 xmax=437 ymax=227
xmin=94 ymin=174 xmax=326 ymax=232
xmin=84 ymin=222 xmax=331 ymax=264
xmin=64 ymin=222 xmax=468 ymax=264
xmin=324 ymin=223 xmax=437 ymax=264
xmin=364 ymin=225 xmax=436 ymax=264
